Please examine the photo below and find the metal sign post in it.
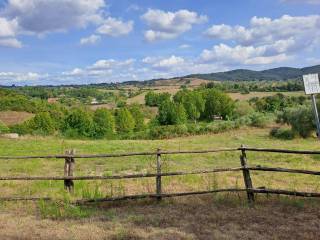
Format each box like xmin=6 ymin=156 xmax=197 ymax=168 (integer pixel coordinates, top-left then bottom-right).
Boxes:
xmin=303 ymin=73 xmax=320 ymax=139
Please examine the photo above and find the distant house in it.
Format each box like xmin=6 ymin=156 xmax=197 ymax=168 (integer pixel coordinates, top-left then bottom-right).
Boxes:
xmin=48 ymin=98 xmax=59 ymax=104
xmin=91 ymin=98 xmax=99 ymax=105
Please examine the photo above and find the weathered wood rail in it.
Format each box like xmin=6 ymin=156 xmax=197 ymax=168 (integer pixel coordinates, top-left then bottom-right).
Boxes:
xmin=1 ymin=145 xmax=320 ymax=204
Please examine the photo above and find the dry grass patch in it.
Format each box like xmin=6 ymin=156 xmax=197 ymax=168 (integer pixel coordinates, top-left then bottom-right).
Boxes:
xmin=0 ymin=111 xmax=34 ymax=126
xmin=0 ymin=195 xmax=319 ymax=239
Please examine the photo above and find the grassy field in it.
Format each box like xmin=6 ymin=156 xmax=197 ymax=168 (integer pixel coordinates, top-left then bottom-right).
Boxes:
xmin=0 ymin=127 xmax=320 ymax=239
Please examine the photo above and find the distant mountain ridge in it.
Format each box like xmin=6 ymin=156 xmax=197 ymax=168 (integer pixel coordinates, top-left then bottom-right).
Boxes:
xmin=184 ymin=64 xmax=320 ymax=82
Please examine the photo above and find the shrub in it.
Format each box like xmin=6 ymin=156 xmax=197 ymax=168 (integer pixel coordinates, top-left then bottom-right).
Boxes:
xmin=148 ymin=124 xmax=188 ymax=139
xmin=30 ymin=112 xmax=56 ymax=135
xmin=145 ymin=91 xmax=171 ymax=107
xmin=63 ymin=108 xmax=94 ymax=138
xmin=202 ymin=89 xmax=235 ymax=120
xmin=93 ymin=109 xmax=115 ymax=138
xmin=278 ymin=105 xmax=314 ymax=138
xmin=115 ymin=108 xmax=135 ymax=134
xmin=270 ymin=127 xmax=295 ymax=140
xmin=248 ymin=112 xmax=269 ymax=128
xmin=0 ymin=120 xmax=9 ymax=134
xmin=234 ymin=101 xmax=254 ymax=118
xmin=129 ymin=104 xmax=145 ymax=131
xmin=157 ymin=100 xmax=187 ymax=125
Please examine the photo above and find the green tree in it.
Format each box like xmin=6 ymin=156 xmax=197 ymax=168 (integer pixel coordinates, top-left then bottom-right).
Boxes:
xmin=63 ymin=108 xmax=94 ymax=137
xmin=157 ymin=100 xmax=187 ymax=125
xmin=30 ymin=112 xmax=56 ymax=135
xmin=129 ymin=104 xmax=145 ymax=131
xmin=93 ymin=109 xmax=115 ymax=138
xmin=202 ymin=89 xmax=235 ymax=120
xmin=116 ymin=108 xmax=135 ymax=134
xmin=175 ymin=103 xmax=187 ymax=124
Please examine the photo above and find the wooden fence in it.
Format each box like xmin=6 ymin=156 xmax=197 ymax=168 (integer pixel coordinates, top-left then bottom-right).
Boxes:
xmin=1 ymin=145 xmax=320 ymax=204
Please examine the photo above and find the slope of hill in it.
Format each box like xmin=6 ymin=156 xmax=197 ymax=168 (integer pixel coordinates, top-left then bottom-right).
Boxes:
xmin=185 ymin=64 xmax=320 ymax=81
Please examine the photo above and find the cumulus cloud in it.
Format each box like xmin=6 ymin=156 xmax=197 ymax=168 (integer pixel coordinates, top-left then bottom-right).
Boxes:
xmin=141 ymin=9 xmax=207 ymax=42
xmin=0 ymin=0 xmax=135 ymax=47
xmin=0 ymin=17 xmax=20 ymax=47
xmin=204 ymin=15 xmax=320 ymax=66
xmin=1 ymin=0 xmax=105 ymax=34
xmin=80 ymin=34 xmax=101 ymax=45
xmin=96 ymin=17 xmax=133 ymax=36
xmin=0 ymin=71 xmax=43 ymax=85
xmin=200 ymin=43 xmax=291 ymax=65
xmin=205 ymin=15 xmax=320 ymax=47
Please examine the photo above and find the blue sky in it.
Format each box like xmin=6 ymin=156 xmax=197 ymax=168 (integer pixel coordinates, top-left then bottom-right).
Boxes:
xmin=0 ymin=0 xmax=319 ymax=85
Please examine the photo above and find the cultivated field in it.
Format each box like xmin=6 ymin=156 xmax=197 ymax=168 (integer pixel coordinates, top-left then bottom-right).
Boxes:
xmin=127 ymin=90 xmax=305 ymax=105
xmin=0 ymin=111 xmax=34 ymax=126
xmin=0 ymin=127 xmax=320 ymax=239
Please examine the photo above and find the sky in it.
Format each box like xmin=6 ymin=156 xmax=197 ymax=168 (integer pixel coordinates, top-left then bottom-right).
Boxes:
xmin=0 ymin=0 xmax=319 ymax=86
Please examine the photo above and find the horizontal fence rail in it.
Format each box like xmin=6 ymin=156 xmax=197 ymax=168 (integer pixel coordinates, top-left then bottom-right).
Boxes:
xmin=0 ymin=148 xmax=239 ymax=160
xmin=0 ymin=145 xmax=320 ymax=204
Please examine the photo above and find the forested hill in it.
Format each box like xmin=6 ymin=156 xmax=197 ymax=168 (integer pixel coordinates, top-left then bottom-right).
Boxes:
xmin=184 ymin=64 xmax=320 ymax=81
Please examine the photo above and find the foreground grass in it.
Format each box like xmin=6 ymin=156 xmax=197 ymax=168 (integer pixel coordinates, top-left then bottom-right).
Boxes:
xmin=0 ymin=127 xmax=320 ymax=199
xmin=1 ymin=195 xmax=320 ymax=239
xmin=0 ymin=127 xmax=320 ymax=239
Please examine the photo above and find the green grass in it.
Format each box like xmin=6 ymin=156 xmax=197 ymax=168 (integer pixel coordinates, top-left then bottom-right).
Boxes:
xmin=0 ymin=127 xmax=320 ymax=203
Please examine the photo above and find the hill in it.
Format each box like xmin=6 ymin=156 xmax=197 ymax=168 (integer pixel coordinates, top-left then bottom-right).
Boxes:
xmin=184 ymin=64 xmax=320 ymax=81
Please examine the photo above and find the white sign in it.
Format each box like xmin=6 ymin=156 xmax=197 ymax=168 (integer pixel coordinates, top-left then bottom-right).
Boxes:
xmin=303 ymin=73 xmax=320 ymax=95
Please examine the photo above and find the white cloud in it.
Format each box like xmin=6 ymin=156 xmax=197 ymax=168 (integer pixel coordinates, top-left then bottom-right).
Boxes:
xmin=96 ymin=17 xmax=133 ymax=37
xmin=204 ymin=15 xmax=320 ymax=66
xmin=0 ymin=17 xmax=21 ymax=48
xmin=0 ymin=38 xmax=22 ymax=48
xmin=89 ymin=59 xmax=135 ymax=70
xmin=281 ymin=0 xmax=320 ymax=4
xmin=0 ymin=0 xmax=135 ymax=47
xmin=141 ymin=9 xmax=207 ymax=42
xmin=0 ymin=17 xmax=18 ymax=37
xmin=179 ymin=44 xmax=191 ymax=49
xmin=1 ymin=0 xmax=105 ymax=34
xmin=200 ymin=43 xmax=291 ymax=65
xmin=0 ymin=71 xmax=42 ymax=85
xmin=80 ymin=34 xmax=101 ymax=45
xmin=152 ymin=55 xmax=185 ymax=69
xmin=205 ymin=15 xmax=320 ymax=48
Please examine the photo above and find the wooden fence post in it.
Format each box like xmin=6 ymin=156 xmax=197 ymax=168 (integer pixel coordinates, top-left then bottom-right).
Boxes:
xmin=156 ymin=149 xmax=162 ymax=201
xmin=64 ymin=149 xmax=75 ymax=193
xmin=240 ymin=145 xmax=254 ymax=203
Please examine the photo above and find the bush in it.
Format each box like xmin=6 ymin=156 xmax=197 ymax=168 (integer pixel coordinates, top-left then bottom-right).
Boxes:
xmin=63 ymin=108 xmax=94 ymax=138
xmin=115 ymin=108 xmax=135 ymax=134
xmin=270 ymin=127 xmax=295 ymax=140
xmin=278 ymin=105 xmax=314 ymax=138
xmin=234 ymin=101 xmax=254 ymax=118
xmin=248 ymin=112 xmax=269 ymax=128
xmin=129 ymin=104 xmax=145 ymax=131
xmin=30 ymin=112 xmax=56 ymax=135
xmin=145 ymin=91 xmax=171 ymax=107
xmin=148 ymin=124 xmax=188 ymax=139
xmin=0 ymin=120 xmax=9 ymax=134
xmin=157 ymin=100 xmax=187 ymax=125
xmin=92 ymin=109 xmax=115 ymax=138
xmin=202 ymin=89 xmax=235 ymax=120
